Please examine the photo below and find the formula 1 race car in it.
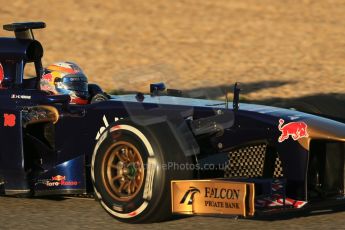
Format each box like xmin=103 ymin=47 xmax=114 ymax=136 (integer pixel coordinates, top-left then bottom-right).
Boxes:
xmin=1 ymin=22 xmax=345 ymax=223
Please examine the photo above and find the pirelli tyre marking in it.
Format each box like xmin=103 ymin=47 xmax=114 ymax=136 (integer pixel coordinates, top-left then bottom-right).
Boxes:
xmin=92 ymin=124 xmax=156 ymax=219
xmin=143 ymin=157 xmax=156 ymax=200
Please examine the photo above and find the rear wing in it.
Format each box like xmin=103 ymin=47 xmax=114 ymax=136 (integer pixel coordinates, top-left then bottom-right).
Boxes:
xmin=0 ymin=22 xmax=46 ymax=88
xmin=3 ymin=22 xmax=46 ymax=40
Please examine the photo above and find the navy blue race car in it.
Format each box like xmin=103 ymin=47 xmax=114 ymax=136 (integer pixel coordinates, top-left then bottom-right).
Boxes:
xmin=1 ymin=22 xmax=345 ymax=223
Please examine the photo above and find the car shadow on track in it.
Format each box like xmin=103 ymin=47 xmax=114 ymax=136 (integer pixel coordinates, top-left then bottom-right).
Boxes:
xmin=170 ymin=205 xmax=345 ymax=222
xmin=167 ymin=205 xmax=345 ymax=222
xmin=180 ymin=80 xmax=294 ymax=99
xmin=110 ymin=80 xmax=292 ymax=99
xmin=251 ymin=205 xmax=345 ymax=221
xmin=109 ymin=80 xmax=345 ymax=120
xmin=180 ymin=82 xmax=345 ymax=121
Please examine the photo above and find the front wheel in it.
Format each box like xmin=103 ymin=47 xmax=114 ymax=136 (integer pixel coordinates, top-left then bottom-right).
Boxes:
xmin=91 ymin=119 xmax=194 ymax=223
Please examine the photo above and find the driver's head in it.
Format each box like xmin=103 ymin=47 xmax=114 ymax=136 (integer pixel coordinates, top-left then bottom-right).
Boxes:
xmin=41 ymin=62 xmax=89 ymax=104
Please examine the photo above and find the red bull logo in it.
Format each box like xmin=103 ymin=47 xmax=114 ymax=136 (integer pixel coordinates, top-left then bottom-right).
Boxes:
xmin=51 ymin=175 xmax=66 ymax=181
xmin=278 ymin=119 xmax=309 ymax=143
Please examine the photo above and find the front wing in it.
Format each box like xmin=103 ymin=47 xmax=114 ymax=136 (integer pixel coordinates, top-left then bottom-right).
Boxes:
xmin=171 ymin=179 xmax=311 ymax=217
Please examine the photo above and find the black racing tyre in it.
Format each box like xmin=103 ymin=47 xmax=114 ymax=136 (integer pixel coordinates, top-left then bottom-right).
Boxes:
xmin=91 ymin=119 xmax=194 ymax=223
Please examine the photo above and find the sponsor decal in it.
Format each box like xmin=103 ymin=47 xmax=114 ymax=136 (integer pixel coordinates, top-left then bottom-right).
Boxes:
xmin=52 ymin=175 xmax=66 ymax=181
xmin=65 ymin=76 xmax=86 ymax=82
xmin=112 ymin=205 xmax=124 ymax=212
xmin=201 ymin=187 xmax=241 ymax=209
xmin=11 ymin=94 xmax=32 ymax=100
xmin=4 ymin=113 xmax=16 ymax=127
xmin=142 ymin=157 xmax=156 ymax=200
xmin=43 ymin=175 xmax=79 ymax=187
xmin=172 ymin=180 xmax=254 ymax=216
xmin=278 ymin=119 xmax=309 ymax=143
xmin=255 ymin=179 xmax=307 ymax=209
xmin=180 ymin=187 xmax=200 ymax=205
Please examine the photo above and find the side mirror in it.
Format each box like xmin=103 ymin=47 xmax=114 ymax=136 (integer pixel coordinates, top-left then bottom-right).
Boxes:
xmin=150 ymin=82 xmax=166 ymax=96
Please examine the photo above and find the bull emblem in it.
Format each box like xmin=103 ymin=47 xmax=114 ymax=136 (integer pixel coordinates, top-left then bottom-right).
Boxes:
xmin=278 ymin=119 xmax=309 ymax=143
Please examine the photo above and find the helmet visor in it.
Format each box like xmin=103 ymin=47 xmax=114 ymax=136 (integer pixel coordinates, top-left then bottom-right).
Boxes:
xmin=56 ymin=74 xmax=89 ymax=99
xmin=63 ymin=81 xmax=88 ymax=92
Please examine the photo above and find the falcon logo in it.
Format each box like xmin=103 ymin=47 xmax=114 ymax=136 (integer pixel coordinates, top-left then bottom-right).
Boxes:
xmin=180 ymin=187 xmax=200 ymax=205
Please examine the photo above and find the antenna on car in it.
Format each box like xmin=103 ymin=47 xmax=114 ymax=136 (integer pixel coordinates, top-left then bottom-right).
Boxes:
xmin=233 ymin=82 xmax=241 ymax=111
xmin=3 ymin=22 xmax=46 ymax=40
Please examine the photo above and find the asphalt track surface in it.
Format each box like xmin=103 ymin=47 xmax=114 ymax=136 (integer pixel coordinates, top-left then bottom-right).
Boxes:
xmin=1 ymin=196 xmax=345 ymax=230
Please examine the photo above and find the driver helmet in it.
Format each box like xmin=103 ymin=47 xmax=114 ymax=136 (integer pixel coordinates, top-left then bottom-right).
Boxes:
xmin=41 ymin=62 xmax=89 ymax=104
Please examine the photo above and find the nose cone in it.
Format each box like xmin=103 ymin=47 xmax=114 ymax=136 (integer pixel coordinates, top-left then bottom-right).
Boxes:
xmin=307 ymin=116 xmax=345 ymax=141
xmin=297 ymin=115 xmax=345 ymax=149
